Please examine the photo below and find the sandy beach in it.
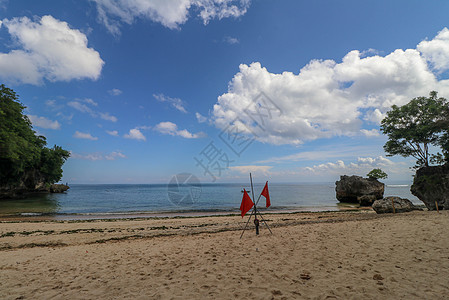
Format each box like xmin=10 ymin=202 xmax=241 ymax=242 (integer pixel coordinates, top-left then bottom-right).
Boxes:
xmin=1 ymin=210 xmax=448 ymax=299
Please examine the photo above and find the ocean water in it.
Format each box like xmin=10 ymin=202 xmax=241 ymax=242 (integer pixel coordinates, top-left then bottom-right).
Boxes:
xmin=0 ymin=182 xmax=421 ymax=217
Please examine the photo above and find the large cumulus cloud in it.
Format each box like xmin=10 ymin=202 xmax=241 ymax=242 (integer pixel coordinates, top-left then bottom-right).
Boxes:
xmin=212 ymin=28 xmax=449 ymax=145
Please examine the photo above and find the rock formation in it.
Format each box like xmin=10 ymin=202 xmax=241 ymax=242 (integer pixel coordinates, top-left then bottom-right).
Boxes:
xmin=411 ymin=163 xmax=449 ymax=210
xmin=0 ymin=169 xmax=69 ymax=199
xmin=357 ymin=195 xmax=378 ymax=206
xmin=372 ymin=197 xmax=418 ymax=214
xmin=49 ymin=184 xmax=70 ymax=193
xmin=335 ymin=175 xmax=384 ymax=205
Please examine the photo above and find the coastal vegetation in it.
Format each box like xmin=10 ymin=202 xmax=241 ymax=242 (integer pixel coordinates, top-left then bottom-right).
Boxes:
xmin=380 ymin=91 xmax=449 ymax=210
xmin=0 ymin=84 xmax=70 ymax=198
xmin=380 ymin=91 xmax=449 ymax=168
xmin=366 ymin=168 xmax=388 ymax=180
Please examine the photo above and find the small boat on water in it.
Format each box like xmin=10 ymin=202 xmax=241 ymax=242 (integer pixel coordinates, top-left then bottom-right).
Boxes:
xmin=241 ymin=188 xmax=251 ymax=193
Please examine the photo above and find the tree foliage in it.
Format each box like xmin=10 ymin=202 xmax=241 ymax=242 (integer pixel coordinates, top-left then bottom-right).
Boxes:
xmin=380 ymin=91 xmax=449 ymax=168
xmin=0 ymin=84 xmax=70 ymax=187
xmin=366 ymin=168 xmax=388 ymax=180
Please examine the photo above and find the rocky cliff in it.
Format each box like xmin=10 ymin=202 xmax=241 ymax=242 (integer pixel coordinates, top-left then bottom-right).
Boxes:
xmin=411 ymin=163 xmax=449 ymax=210
xmin=0 ymin=169 xmax=69 ymax=199
xmin=335 ymin=175 xmax=384 ymax=205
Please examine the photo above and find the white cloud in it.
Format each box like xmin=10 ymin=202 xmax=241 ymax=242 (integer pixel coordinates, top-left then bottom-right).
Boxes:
xmin=229 ymin=165 xmax=272 ymax=175
xmin=153 ymin=93 xmax=187 ymax=113
xmin=27 ymin=115 xmax=61 ymax=130
xmin=360 ymin=129 xmax=380 ymax=137
xmin=304 ymin=160 xmax=346 ymax=173
xmin=195 ymin=112 xmax=207 ymax=123
xmin=108 ymin=88 xmax=122 ymax=96
xmin=304 ymin=156 xmax=394 ymax=175
xmin=196 ymin=0 xmax=250 ymax=24
xmin=99 ymin=112 xmax=118 ymax=122
xmin=212 ymin=28 xmax=449 ymax=145
xmin=357 ymin=156 xmax=393 ymax=166
xmin=83 ymin=98 xmax=98 ymax=106
xmin=45 ymin=99 xmax=56 ymax=107
xmin=124 ymin=128 xmax=146 ymax=141
xmin=68 ymin=99 xmax=117 ymax=122
xmin=361 ymin=48 xmax=380 ymax=56
xmin=71 ymin=151 xmax=126 ymax=161
xmin=0 ymin=15 xmax=104 ymax=85
xmin=154 ymin=121 xmax=206 ymax=138
xmin=92 ymin=0 xmax=251 ymax=34
xmin=45 ymin=99 xmax=67 ymax=113
xmin=257 ymin=146 xmax=376 ymax=164
xmin=73 ymin=131 xmax=98 ymax=140
xmin=224 ymin=36 xmax=239 ymax=44
xmin=68 ymin=101 xmax=94 ymax=114
xmin=177 ymin=129 xmax=205 ymax=139
xmin=154 ymin=121 xmax=181 ymax=135
xmin=70 ymin=152 xmax=103 ymax=161
xmin=363 ymin=108 xmax=385 ymax=125
xmin=106 ymin=130 xmax=119 ymax=136
xmin=56 ymin=112 xmax=73 ymax=122
xmin=417 ymin=28 xmax=449 ymax=72
xmin=105 ymin=151 xmax=126 ymax=160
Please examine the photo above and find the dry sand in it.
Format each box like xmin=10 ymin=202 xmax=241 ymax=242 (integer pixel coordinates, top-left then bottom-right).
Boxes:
xmin=0 ymin=210 xmax=448 ymax=299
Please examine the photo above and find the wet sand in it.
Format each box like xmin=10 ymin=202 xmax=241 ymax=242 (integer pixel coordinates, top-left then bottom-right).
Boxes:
xmin=1 ymin=210 xmax=448 ymax=299
xmin=0 ymin=203 xmax=368 ymax=222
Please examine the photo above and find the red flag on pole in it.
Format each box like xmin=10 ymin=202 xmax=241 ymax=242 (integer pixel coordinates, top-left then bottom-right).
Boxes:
xmin=240 ymin=189 xmax=254 ymax=217
xmin=261 ymin=181 xmax=271 ymax=208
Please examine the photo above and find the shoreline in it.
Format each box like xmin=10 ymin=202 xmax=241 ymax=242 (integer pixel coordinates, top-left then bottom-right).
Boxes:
xmin=1 ymin=210 xmax=382 ymax=249
xmin=0 ymin=204 xmax=374 ymax=222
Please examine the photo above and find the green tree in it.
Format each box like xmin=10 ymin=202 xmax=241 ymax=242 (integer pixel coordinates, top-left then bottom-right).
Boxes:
xmin=0 ymin=84 xmax=69 ymax=188
xmin=366 ymin=168 xmax=388 ymax=180
xmin=380 ymin=91 xmax=449 ymax=168
xmin=39 ymin=145 xmax=70 ymax=184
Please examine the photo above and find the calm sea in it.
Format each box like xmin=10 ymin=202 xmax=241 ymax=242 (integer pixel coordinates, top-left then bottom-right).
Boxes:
xmin=0 ymin=182 xmax=421 ymax=218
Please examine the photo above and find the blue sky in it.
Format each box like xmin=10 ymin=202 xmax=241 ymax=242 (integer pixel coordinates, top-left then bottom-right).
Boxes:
xmin=1 ymin=0 xmax=449 ymax=184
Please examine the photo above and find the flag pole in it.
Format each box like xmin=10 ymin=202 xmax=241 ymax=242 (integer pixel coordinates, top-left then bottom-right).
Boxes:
xmin=250 ymin=173 xmax=256 ymax=214
xmin=240 ymin=207 xmax=254 ymax=239
xmin=256 ymin=210 xmax=273 ymax=234
xmin=253 ymin=180 xmax=272 ymax=235
xmin=240 ymin=186 xmax=257 ymax=239
xmin=250 ymin=173 xmax=260 ymax=235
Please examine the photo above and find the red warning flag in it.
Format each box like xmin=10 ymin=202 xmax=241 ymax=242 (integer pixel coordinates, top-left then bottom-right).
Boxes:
xmin=261 ymin=181 xmax=271 ymax=208
xmin=240 ymin=189 xmax=254 ymax=218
